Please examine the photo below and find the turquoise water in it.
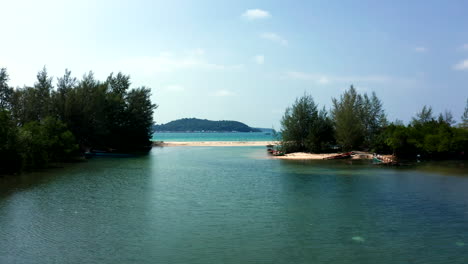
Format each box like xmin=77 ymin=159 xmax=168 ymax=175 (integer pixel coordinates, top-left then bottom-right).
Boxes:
xmin=152 ymin=132 xmax=274 ymax=141
xmin=1 ymin=147 xmax=468 ymax=263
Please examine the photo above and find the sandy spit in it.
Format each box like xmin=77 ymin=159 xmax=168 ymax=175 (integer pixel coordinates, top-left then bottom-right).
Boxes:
xmin=273 ymin=152 xmax=338 ymax=160
xmin=155 ymin=141 xmax=278 ymax=147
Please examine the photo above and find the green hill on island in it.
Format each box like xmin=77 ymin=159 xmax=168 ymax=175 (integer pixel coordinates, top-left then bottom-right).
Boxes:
xmin=154 ymin=118 xmax=261 ymax=132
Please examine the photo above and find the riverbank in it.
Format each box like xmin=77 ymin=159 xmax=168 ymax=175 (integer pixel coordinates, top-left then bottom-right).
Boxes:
xmin=154 ymin=141 xmax=277 ymax=147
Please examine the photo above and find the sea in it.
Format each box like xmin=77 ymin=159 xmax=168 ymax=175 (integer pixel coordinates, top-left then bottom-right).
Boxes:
xmin=152 ymin=132 xmax=274 ymax=142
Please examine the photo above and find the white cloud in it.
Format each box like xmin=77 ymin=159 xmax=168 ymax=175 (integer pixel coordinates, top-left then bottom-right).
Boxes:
xmin=116 ymin=51 xmax=243 ymax=75
xmin=213 ymin=89 xmax=235 ymax=97
xmin=253 ymin=55 xmax=264 ymax=65
xmin=317 ymin=76 xmax=330 ymax=84
xmin=286 ymin=71 xmax=392 ymax=84
xmin=454 ymin=59 xmax=468 ymax=70
xmin=164 ymin=84 xmax=185 ymax=92
xmin=242 ymin=9 xmax=271 ymax=20
xmin=260 ymin=32 xmax=288 ymax=46
xmin=415 ymin=47 xmax=427 ymax=53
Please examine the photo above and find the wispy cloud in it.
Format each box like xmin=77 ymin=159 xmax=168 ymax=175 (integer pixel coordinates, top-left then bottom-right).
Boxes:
xmin=260 ymin=32 xmax=288 ymax=46
xmin=253 ymin=55 xmax=264 ymax=65
xmin=286 ymin=71 xmax=393 ymax=84
xmin=317 ymin=76 xmax=330 ymax=84
xmin=286 ymin=71 xmax=319 ymax=81
xmin=454 ymin=59 xmax=468 ymax=70
xmin=213 ymin=89 xmax=235 ymax=97
xmin=242 ymin=9 xmax=271 ymax=20
xmin=164 ymin=84 xmax=185 ymax=92
xmin=117 ymin=50 xmax=243 ymax=74
xmin=415 ymin=46 xmax=428 ymax=53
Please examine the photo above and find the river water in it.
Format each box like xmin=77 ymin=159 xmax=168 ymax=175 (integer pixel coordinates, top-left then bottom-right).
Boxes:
xmin=1 ymin=147 xmax=467 ymax=263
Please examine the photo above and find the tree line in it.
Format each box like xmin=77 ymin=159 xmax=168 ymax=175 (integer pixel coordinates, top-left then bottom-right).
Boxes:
xmin=280 ymin=86 xmax=468 ymax=159
xmin=0 ymin=67 xmax=157 ymax=174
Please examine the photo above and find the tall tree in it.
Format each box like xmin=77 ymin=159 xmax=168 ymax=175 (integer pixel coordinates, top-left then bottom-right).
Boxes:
xmin=437 ymin=110 xmax=455 ymax=126
xmin=10 ymin=86 xmax=39 ymax=125
xmin=0 ymin=68 xmax=13 ymax=110
xmin=69 ymin=71 xmax=108 ymax=147
xmin=361 ymin=92 xmax=388 ymax=149
xmin=124 ymin=86 xmax=157 ymax=149
xmin=360 ymin=92 xmax=387 ymax=149
xmin=52 ymin=69 xmax=77 ymax=121
xmin=34 ymin=66 xmax=53 ymax=120
xmin=412 ymin=105 xmax=433 ymax=125
xmin=331 ymin=85 xmax=364 ymax=151
xmin=103 ymin=72 xmax=131 ymax=147
xmin=281 ymin=94 xmax=318 ymax=152
xmin=308 ymin=107 xmax=335 ymax=152
xmin=280 ymin=94 xmax=333 ymax=153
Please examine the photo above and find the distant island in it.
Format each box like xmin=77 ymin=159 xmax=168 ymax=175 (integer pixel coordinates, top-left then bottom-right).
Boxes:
xmin=153 ymin=118 xmax=262 ymax=132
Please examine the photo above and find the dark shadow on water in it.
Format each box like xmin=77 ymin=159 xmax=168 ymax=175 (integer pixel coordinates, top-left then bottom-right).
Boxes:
xmin=278 ymin=158 xmax=468 ymax=177
xmin=0 ymin=153 xmax=153 ymax=200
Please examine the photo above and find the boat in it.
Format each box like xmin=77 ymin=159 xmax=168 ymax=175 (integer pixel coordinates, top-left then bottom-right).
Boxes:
xmin=323 ymin=152 xmax=354 ymax=160
xmin=85 ymin=150 xmax=135 ymax=158
xmin=266 ymin=144 xmax=275 ymax=154
xmin=372 ymin=154 xmax=398 ymax=165
xmin=272 ymin=150 xmax=285 ymax=156
xmin=373 ymin=156 xmax=383 ymax=163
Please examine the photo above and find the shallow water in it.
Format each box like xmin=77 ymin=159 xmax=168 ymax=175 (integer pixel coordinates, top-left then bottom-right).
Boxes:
xmin=1 ymin=147 xmax=467 ymax=264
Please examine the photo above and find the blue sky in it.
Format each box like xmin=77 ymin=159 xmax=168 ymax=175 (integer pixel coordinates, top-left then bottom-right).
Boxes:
xmin=1 ymin=0 xmax=467 ymax=128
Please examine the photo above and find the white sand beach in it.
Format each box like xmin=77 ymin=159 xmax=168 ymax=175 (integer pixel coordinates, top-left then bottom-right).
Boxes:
xmin=156 ymin=141 xmax=277 ymax=147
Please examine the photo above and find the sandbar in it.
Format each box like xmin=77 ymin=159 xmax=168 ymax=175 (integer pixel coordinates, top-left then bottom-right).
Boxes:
xmin=155 ymin=141 xmax=277 ymax=147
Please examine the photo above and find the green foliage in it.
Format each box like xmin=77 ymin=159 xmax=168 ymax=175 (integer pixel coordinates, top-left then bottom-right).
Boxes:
xmin=155 ymin=118 xmax=258 ymax=132
xmin=1 ymin=66 xmax=157 ymax=174
xmin=331 ymin=86 xmax=365 ymax=151
xmin=0 ymin=68 xmax=14 ymax=110
xmin=0 ymin=110 xmax=21 ymax=173
xmin=18 ymin=117 xmax=78 ymax=168
xmin=280 ymin=94 xmax=334 ymax=153
xmin=382 ymin=106 xmax=468 ymax=158
xmin=361 ymin=92 xmax=388 ymax=149
xmin=331 ymin=86 xmax=387 ymax=151
xmin=117 ymin=87 xmax=157 ymax=150
xmin=411 ymin=105 xmax=433 ymax=125
xmin=437 ymin=110 xmax=455 ymax=126
xmin=48 ymin=70 xmax=157 ymax=151
xmin=279 ymin=88 xmax=466 ymax=159
xmin=34 ymin=66 xmax=53 ymax=120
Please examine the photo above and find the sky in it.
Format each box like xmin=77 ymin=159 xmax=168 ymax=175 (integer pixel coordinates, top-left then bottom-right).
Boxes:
xmin=1 ymin=0 xmax=467 ymax=129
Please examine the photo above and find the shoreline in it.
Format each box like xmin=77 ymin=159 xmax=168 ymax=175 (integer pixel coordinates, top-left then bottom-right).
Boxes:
xmin=154 ymin=141 xmax=277 ymax=147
